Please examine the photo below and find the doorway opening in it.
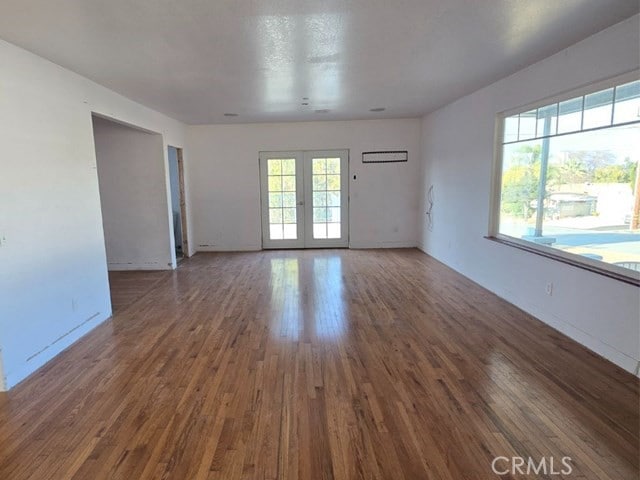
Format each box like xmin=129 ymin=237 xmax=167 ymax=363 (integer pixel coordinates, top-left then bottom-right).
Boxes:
xmin=168 ymin=146 xmax=189 ymax=262
xmin=259 ymin=150 xmax=349 ymax=249
xmin=92 ymin=114 xmax=175 ymax=312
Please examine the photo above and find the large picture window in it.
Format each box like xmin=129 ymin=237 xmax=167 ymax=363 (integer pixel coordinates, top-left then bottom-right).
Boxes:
xmin=494 ymin=75 xmax=640 ymax=283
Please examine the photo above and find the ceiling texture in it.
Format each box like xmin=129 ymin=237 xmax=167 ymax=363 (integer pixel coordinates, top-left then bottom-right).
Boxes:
xmin=0 ymin=0 xmax=638 ymax=124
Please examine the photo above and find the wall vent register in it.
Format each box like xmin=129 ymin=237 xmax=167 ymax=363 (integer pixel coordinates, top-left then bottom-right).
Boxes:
xmin=362 ymin=151 xmax=408 ymax=163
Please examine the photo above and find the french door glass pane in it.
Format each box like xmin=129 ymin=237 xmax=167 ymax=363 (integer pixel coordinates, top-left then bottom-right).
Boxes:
xmin=311 ymin=157 xmax=342 ymax=239
xmin=313 ymin=223 xmax=327 ymax=239
xmin=282 ymin=159 xmax=296 ymax=175
xmin=269 ymin=192 xmax=282 ymax=207
xmin=282 ymin=192 xmax=296 ymax=207
xmin=327 ymin=175 xmax=340 ymax=190
xmin=327 ymin=191 xmax=340 ymax=206
xmin=313 ymin=174 xmax=326 ymax=190
xmin=282 ymin=176 xmax=296 ymax=191
xmin=313 ymin=158 xmax=326 ymax=174
xmin=327 ymin=157 xmax=340 ymax=173
xmin=267 ymin=158 xmax=297 ymax=240
xmin=327 ymin=207 xmax=340 ymax=222
xmin=270 ymin=224 xmax=283 ymax=240
xmin=269 ymin=208 xmax=282 ymax=223
xmin=283 ymin=224 xmax=297 ymax=239
xmin=313 ymin=192 xmax=327 ymax=206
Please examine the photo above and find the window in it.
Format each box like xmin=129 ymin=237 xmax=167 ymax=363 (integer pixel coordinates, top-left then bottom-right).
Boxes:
xmin=493 ymin=74 xmax=640 ymax=284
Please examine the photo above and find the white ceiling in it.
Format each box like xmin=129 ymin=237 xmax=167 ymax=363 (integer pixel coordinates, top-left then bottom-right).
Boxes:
xmin=0 ymin=1 xmax=637 ymax=124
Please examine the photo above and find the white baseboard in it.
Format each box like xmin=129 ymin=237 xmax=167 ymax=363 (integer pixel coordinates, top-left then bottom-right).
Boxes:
xmin=196 ymin=242 xmax=417 ymax=252
xmin=349 ymin=241 xmax=417 ymax=249
xmin=196 ymin=245 xmax=261 ymax=252
xmin=107 ymin=262 xmax=173 ymax=271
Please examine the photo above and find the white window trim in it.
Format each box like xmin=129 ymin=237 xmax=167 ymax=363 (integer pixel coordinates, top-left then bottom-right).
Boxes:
xmin=489 ymin=69 xmax=640 ymax=286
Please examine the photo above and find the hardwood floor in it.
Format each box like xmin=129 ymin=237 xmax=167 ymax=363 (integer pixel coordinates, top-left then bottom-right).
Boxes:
xmin=0 ymin=249 xmax=637 ymax=479
xmin=108 ymin=270 xmax=168 ymax=313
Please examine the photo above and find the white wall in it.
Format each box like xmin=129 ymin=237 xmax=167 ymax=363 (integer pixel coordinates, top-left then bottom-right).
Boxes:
xmin=93 ymin=117 xmax=174 ymax=270
xmin=186 ymin=119 xmax=421 ymax=250
xmin=0 ymin=39 xmax=187 ymax=389
xmin=418 ymin=16 xmax=640 ymax=375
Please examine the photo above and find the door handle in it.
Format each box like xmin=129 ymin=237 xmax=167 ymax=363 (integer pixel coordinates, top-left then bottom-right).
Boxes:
xmin=297 ymin=201 xmax=304 ymax=206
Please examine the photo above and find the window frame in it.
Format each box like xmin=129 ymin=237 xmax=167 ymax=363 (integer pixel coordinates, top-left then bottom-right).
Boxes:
xmin=489 ymin=70 xmax=640 ymax=287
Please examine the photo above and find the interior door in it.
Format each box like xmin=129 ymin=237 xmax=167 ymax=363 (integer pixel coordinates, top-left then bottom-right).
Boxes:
xmin=260 ymin=149 xmax=348 ymax=249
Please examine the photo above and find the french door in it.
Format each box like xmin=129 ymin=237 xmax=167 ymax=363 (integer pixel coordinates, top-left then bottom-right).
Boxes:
xmin=260 ymin=150 xmax=349 ymax=249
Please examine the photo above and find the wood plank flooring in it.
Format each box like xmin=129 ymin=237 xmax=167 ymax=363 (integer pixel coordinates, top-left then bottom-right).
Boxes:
xmin=108 ymin=270 xmax=169 ymax=313
xmin=0 ymin=249 xmax=638 ymax=479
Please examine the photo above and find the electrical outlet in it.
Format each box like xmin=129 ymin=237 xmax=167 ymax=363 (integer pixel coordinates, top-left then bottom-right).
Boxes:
xmin=545 ymin=282 xmax=554 ymax=296
xmin=0 ymin=235 xmax=6 ymax=247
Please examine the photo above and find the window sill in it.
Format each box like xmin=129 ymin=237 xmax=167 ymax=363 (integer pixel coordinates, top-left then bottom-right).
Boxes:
xmin=485 ymin=235 xmax=640 ymax=287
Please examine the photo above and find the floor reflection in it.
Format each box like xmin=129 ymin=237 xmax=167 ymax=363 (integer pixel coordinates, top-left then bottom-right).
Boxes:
xmin=312 ymin=255 xmax=346 ymax=340
xmin=268 ymin=254 xmax=347 ymax=342
xmin=269 ymin=257 xmax=301 ymax=340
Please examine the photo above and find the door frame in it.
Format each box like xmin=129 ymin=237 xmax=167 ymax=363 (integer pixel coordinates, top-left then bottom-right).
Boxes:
xmin=259 ymin=149 xmax=349 ymax=249
xmin=169 ymin=146 xmax=190 ymax=258
xmin=176 ymin=148 xmax=190 ymax=258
